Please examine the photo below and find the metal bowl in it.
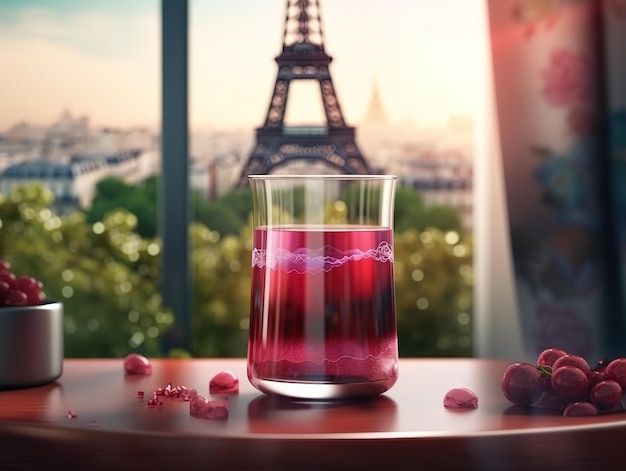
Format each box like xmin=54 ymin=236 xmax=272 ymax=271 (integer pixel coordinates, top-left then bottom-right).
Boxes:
xmin=0 ymin=301 xmax=64 ymax=389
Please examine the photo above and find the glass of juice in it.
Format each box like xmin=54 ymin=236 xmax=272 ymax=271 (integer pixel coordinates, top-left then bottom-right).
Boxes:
xmin=247 ymin=174 xmax=398 ymax=399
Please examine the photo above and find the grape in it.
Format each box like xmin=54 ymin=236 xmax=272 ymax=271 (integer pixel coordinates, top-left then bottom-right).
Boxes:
xmin=552 ymin=354 xmax=591 ymax=379
xmin=589 ymin=369 xmax=609 ymax=389
xmin=5 ymin=290 xmax=28 ymax=307
xmin=502 ymin=348 xmax=626 ymax=418
xmin=563 ymin=401 xmax=598 ymax=417
xmin=0 ymin=259 xmax=11 ymax=272
xmin=0 ymin=271 xmax=16 ymax=285
xmin=14 ymin=275 xmax=37 ymax=291
xmin=27 ymin=291 xmax=47 ymax=305
xmin=606 ymin=358 xmax=626 ymax=391
xmin=551 ymin=365 xmax=590 ymax=401
xmin=0 ymin=263 xmax=47 ymax=307
xmin=500 ymin=362 xmax=544 ymax=406
xmin=589 ymin=380 xmax=622 ymax=410
xmin=123 ymin=353 xmax=152 ymax=375
xmin=536 ymin=347 xmax=567 ymax=367
xmin=0 ymin=280 xmax=10 ymax=297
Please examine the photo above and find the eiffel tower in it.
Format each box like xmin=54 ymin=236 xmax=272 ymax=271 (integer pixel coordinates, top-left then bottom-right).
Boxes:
xmin=236 ymin=0 xmax=370 ymax=187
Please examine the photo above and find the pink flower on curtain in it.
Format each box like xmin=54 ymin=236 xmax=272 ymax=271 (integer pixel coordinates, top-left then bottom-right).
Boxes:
xmin=540 ymin=49 xmax=593 ymax=107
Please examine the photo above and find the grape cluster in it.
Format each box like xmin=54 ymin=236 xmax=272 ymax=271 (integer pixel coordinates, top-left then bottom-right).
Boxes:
xmin=0 ymin=259 xmax=46 ymax=307
xmin=501 ymin=347 xmax=626 ymax=416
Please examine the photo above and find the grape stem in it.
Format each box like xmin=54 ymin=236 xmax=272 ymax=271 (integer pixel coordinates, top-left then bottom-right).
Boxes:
xmin=538 ymin=365 xmax=552 ymax=376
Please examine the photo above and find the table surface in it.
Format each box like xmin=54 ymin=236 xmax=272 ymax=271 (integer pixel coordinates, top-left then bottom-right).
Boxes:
xmin=1 ymin=358 xmax=626 ymax=470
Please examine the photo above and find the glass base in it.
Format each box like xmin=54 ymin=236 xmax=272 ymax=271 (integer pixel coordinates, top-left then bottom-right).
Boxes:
xmin=249 ymin=375 xmax=396 ymax=400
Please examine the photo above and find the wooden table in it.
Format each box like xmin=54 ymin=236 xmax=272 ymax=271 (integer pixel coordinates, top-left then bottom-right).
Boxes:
xmin=1 ymin=358 xmax=625 ymax=470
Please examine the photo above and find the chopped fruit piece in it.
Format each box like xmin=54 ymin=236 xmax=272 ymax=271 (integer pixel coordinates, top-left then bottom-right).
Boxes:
xmin=209 ymin=371 xmax=239 ymax=395
xmin=443 ymin=387 xmax=478 ymax=409
xmin=189 ymin=396 xmax=229 ymax=420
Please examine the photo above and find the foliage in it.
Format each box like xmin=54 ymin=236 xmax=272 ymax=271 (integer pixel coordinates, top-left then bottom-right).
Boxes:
xmin=394 ymin=228 xmax=473 ymax=356
xmin=190 ymin=223 xmax=252 ymax=357
xmin=394 ymin=186 xmax=462 ymax=233
xmin=88 ymin=176 xmax=252 ymax=239
xmin=87 ymin=176 xmax=158 ymax=238
xmin=191 ymin=192 xmax=244 ymax=237
xmin=1 ymin=184 xmax=171 ymax=358
xmin=0 ymin=182 xmax=473 ymax=358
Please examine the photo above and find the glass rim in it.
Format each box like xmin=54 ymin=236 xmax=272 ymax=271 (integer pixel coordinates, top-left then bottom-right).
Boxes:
xmin=248 ymin=174 xmax=397 ymax=181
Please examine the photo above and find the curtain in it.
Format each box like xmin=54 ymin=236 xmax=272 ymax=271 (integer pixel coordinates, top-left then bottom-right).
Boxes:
xmin=478 ymin=0 xmax=626 ymax=362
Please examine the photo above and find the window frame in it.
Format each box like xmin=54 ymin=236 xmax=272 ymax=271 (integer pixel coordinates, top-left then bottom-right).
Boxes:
xmin=160 ymin=0 xmax=192 ymax=352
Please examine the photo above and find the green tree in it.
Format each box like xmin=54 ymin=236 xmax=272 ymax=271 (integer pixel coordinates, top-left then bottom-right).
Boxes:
xmin=190 ymin=223 xmax=251 ymax=357
xmin=393 ymin=228 xmax=473 ymax=357
xmin=1 ymin=184 xmax=172 ymax=358
xmin=192 ymin=191 xmax=244 ymax=237
xmin=217 ymin=187 xmax=253 ymax=222
xmin=87 ymin=176 xmax=158 ymax=238
xmin=394 ymin=186 xmax=462 ymax=233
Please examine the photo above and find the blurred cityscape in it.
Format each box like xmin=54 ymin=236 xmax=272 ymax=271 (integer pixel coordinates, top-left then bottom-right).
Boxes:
xmin=0 ymin=83 xmax=475 ymax=228
xmin=0 ymin=0 xmax=475 ymax=229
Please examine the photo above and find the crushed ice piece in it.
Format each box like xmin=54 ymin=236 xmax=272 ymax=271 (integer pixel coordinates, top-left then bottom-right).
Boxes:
xmin=189 ymin=396 xmax=229 ymax=420
xmin=181 ymin=387 xmax=198 ymax=401
xmin=209 ymin=371 xmax=239 ymax=395
xmin=146 ymin=383 xmax=198 ymax=405
xmin=444 ymin=387 xmax=479 ymax=410
xmin=147 ymin=398 xmax=163 ymax=407
xmin=123 ymin=353 xmax=152 ymax=375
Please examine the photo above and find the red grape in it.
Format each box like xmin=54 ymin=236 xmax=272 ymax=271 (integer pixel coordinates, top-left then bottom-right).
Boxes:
xmin=5 ymin=289 xmax=28 ymax=306
xmin=0 ymin=265 xmax=46 ymax=307
xmin=14 ymin=275 xmax=38 ymax=292
xmin=552 ymin=354 xmax=591 ymax=379
xmin=0 ymin=271 xmax=16 ymax=285
xmin=551 ymin=365 xmax=590 ymax=401
xmin=501 ymin=362 xmax=544 ymax=406
xmin=536 ymin=347 xmax=567 ymax=367
xmin=502 ymin=348 xmax=626 ymax=418
xmin=0 ymin=280 xmax=10 ymax=297
xmin=123 ymin=353 xmax=152 ymax=375
xmin=606 ymin=358 xmax=626 ymax=391
xmin=589 ymin=380 xmax=622 ymax=410
xmin=589 ymin=369 xmax=609 ymax=389
xmin=563 ymin=401 xmax=598 ymax=417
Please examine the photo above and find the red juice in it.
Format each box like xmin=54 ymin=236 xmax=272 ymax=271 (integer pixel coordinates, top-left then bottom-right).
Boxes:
xmin=247 ymin=225 xmax=398 ymax=399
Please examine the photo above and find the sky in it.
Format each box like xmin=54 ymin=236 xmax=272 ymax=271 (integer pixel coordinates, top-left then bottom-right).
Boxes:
xmin=0 ymin=0 xmax=485 ymax=132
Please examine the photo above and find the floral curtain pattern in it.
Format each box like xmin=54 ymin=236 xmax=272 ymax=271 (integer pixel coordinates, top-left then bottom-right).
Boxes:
xmin=488 ymin=0 xmax=626 ymax=361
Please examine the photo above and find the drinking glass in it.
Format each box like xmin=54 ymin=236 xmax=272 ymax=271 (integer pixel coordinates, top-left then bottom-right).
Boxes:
xmin=247 ymin=174 xmax=398 ymax=399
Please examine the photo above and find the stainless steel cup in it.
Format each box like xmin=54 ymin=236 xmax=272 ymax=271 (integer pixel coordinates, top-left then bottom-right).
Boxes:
xmin=0 ymin=301 xmax=64 ymax=389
